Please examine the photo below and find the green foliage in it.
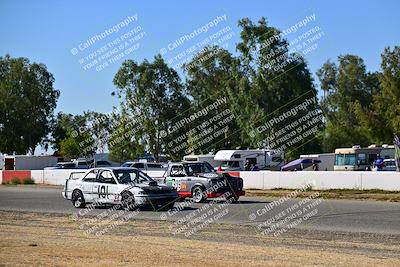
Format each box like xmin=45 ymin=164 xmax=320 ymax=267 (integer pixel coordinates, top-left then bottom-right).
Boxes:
xmin=107 ymin=114 xmax=145 ymax=163
xmin=373 ymin=46 xmax=400 ymax=137
xmin=184 ymin=18 xmax=319 ymax=158
xmin=317 ymin=55 xmax=378 ymax=151
xmin=22 ymin=177 xmax=35 ymax=184
xmin=0 ymin=54 xmax=60 ymax=154
xmin=59 ymin=130 xmax=95 ymax=159
xmin=10 ymin=177 xmax=21 ymax=185
xmin=112 ymin=55 xmax=190 ymax=161
xmin=52 ymin=111 xmax=109 ymax=157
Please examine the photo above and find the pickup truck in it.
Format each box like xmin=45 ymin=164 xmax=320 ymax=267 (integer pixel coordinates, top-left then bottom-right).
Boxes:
xmin=121 ymin=161 xmax=167 ymax=180
xmin=164 ymin=161 xmax=245 ymax=203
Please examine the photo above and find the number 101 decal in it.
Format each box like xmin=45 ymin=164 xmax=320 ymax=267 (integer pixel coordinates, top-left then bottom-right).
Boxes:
xmin=98 ymin=185 xmax=108 ymax=198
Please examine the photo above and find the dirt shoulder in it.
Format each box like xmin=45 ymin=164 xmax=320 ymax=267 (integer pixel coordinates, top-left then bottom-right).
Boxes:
xmin=0 ymin=210 xmax=399 ymax=266
xmin=246 ymin=188 xmax=400 ymax=202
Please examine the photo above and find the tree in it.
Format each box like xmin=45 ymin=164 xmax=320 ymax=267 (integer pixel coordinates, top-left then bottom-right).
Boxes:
xmin=84 ymin=111 xmax=112 ymax=153
xmin=0 ymin=54 xmax=59 ymax=154
xmin=184 ymin=46 xmax=244 ymax=152
xmin=107 ymin=114 xmax=144 ymax=163
xmin=317 ymin=55 xmax=377 ymax=152
xmin=51 ymin=112 xmax=86 ymax=151
xmin=52 ymin=112 xmax=103 ymax=158
xmin=59 ymin=130 xmax=94 ymax=159
xmin=185 ymin=18 xmax=320 ymax=159
xmin=112 ymin=55 xmax=190 ymax=161
xmin=354 ymin=46 xmax=400 ymax=143
xmin=373 ymin=46 xmax=400 ymax=137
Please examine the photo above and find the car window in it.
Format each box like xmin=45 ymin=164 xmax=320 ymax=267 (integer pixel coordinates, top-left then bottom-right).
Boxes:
xmin=97 ymin=161 xmax=111 ymax=166
xmin=113 ymin=169 xmax=154 ymax=184
xmin=82 ymin=170 xmax=97 ymax=182
xmin=98 ymin=170 xmax=116 ymax=184
xmin=170 ymin=166 xmax=185 ymax=177
xmin=147 ymin=163 xmax=164 ymax=169
xmin=184 ymin=163 xmax=215 ymax=175
xmin=121 ymin=162 xmax=133 ymax=167
xmin=133 ymin=163 xmax=144 ymax=169
xmin=60 ymin=163 xmax=75 ymax=168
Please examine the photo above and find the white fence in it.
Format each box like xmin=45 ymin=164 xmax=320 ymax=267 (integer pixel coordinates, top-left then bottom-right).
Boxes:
xmin=240 ymin=171 xmax=400 ymax=190
xmin=31 ymin=170 xmax=81 ymax=185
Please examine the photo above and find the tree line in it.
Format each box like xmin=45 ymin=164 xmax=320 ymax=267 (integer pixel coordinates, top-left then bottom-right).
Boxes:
xmin=0 ymin=17 xmax=399 ymax=162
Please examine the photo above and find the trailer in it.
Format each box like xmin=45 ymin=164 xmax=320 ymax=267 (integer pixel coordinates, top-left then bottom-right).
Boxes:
xmin=300 ymin=153 xmax=335 ymax=171
xmin=3 ymin=155 xmax=67 ymax=170
xmin=0 ymin=154 xmax=4 ymax=170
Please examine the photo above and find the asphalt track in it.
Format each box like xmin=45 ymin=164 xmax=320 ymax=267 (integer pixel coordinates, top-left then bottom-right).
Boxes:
xmin=1 ymin=186 xmax=400 ymax=235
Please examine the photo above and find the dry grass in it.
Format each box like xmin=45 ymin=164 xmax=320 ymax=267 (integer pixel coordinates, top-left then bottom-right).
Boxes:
xmin=0 ymin=211 xmax=399 ymax=266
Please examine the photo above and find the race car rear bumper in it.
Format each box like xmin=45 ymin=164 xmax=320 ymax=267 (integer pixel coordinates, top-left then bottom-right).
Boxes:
xmin=177 ymin=190 xmax=245 ymax=199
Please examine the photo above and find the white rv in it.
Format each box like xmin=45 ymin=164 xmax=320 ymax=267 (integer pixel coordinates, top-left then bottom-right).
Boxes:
xmin=334 ymin=144 xmax=395 ymax=171
xmin=213 ymin=149 xmax=284 ymax=171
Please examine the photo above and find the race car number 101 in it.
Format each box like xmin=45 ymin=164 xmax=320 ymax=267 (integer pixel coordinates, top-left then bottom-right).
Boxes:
xmin=98 ymin=185 xmax=109 ymax=198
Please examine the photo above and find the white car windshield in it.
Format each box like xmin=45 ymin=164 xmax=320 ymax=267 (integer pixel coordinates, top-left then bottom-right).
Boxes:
xmin=113 ymin=169 xmax=154 ymax=184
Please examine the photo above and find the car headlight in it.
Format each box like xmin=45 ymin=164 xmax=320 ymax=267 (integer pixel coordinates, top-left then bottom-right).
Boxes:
xmin=137 ymin=190 xmax=146 ymax=195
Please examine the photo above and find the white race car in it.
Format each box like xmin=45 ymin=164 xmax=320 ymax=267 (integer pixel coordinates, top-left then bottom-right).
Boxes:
xmin=62 ymin=167 xmax=178 ymax=211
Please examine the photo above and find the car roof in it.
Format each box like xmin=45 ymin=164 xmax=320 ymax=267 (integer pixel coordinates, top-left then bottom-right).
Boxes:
xmin=89 ymin=167 xmax=137 ymax=171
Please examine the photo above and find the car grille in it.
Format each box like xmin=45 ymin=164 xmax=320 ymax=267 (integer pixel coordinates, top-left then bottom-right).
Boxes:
xmin=143 ymin=187 xmax=174 ymax=194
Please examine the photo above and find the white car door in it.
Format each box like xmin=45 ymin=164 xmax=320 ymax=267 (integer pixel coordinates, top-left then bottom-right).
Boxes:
xmin=94 ymin=170 xmax=120 ymax=204
xmin=80 ymin=170 xmax=98 ymax=202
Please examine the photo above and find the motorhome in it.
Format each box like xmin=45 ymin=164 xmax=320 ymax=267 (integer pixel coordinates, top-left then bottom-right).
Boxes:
xmin=334 ymin=145 xmax=395 ymax=171
xmin=213 ymin=149 xmax=284 ymax=171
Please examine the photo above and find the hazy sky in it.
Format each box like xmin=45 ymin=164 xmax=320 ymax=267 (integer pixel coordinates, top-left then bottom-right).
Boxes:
xmin=1 ymin=0 xmax=399 ymax=116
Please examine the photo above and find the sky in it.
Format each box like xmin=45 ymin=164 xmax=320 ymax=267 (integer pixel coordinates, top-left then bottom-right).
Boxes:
xmin=0 ymin=0 xmax=399 ymax=117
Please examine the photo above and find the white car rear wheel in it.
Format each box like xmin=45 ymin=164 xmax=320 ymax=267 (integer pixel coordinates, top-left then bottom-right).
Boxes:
xmin=72 ymin=190 xmax=86 ymax=208
xmin=192 ymin=187 xmax=206 ymax=203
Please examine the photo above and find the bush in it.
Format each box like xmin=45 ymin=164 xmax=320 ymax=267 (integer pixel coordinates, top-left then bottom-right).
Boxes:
xmin=304 ymin=184 xmax=313 ymax=192
xmin=10 ymin=177 xmax=22 ymax=185
xmin=22 ymin=177 xmax=35 ymax=184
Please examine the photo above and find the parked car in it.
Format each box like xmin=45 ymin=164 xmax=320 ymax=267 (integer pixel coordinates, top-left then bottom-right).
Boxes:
xmin=90 ymin=160 xmax=112 ymax=168
xmin=45 ymin=159 xmax=93 ymax=170
xmin=164 ymin=161 xmax=245 ymax=203
xmin=121 ymin=161 xmax=167 ymax=180
xmin=62 ymin=167 xmax=178 ymax=211
xmin=44 ymin=162 xmax=77 ymax=169
xmin=372 ymin=159 xmax=397 ymax=171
